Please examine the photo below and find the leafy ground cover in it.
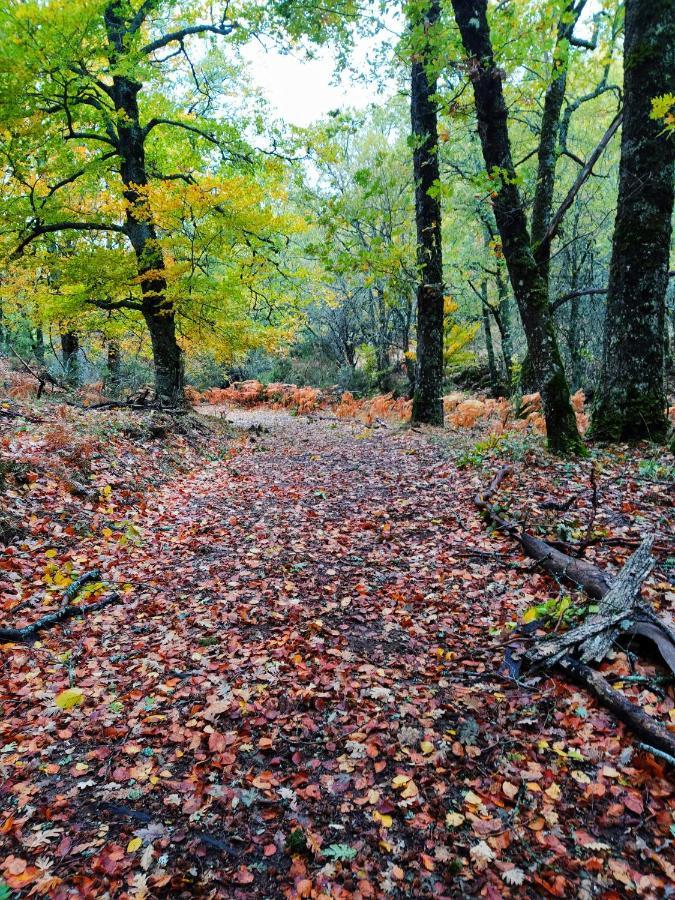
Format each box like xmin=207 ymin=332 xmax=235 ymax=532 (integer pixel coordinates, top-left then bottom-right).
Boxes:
xmin=1 ymin=398 xmax=674 ymax=898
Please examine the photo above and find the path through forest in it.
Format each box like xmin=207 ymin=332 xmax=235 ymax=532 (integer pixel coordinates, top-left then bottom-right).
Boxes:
xmin=2 ymin=411 xmax=673 ymax=897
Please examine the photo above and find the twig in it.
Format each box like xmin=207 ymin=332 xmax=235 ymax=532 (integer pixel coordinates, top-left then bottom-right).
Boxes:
xmin=0 ymin=571 xmax=120 ymax=642
xmin=637 ymin=743 xmax=675 ymax=768
xmin=577 ymin=463 xmax=599 ymax=557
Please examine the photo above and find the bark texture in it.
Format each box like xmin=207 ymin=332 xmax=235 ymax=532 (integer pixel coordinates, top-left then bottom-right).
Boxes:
xmin=451 ymin=0 xmax=584 ymax=454
xmin=475 ymin=469 xmax=675 ymax=759
xmin=410 ymin=0 xmax=445 ymax=426
xmin=104 ymin=2 xmax=184 ymax=405
xmin=591 ymin=0 xmax=675 ymax=441
xmin=60 ymin=331 xmax=80 ymax=385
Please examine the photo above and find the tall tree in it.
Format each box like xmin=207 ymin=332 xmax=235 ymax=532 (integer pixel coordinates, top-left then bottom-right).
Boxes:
xmin=410 ymin=0 xmax=445 ymax=425
xmin=451 ymin=0 xmax=588 ymax=453
xmin=0 ymin=0 xmax=355 ymax=403
xmin=591 ymin=0 xmax=674 ymax=441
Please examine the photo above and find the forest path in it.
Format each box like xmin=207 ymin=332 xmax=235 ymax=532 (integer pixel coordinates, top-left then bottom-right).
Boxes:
xmin=3 ymin=409 xmax=670 ymax=896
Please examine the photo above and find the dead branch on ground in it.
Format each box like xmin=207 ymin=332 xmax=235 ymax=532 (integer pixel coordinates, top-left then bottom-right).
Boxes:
xmin=475 ymin=467 xmax=675 ymax=759
xmin=0 ymin=570 xmax=120 ymax=642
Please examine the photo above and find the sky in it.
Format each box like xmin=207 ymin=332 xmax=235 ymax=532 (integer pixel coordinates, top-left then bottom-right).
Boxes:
xmin=240 ymin=1 xmax=602 ymax=128
xmin=240 ymin=43 xmax=380 ymax=128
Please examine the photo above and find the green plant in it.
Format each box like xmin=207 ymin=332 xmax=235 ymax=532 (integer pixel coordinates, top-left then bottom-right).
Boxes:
xmin=522 ymin=594 xmax=594 ymax=628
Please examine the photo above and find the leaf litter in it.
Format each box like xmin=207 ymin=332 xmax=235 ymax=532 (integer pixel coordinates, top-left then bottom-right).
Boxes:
xmin=1 ymin=403 xmax=674 ymax=897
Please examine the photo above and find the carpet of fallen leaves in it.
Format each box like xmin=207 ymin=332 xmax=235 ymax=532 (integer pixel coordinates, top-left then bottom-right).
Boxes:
xmin=1 ymin=398 xmax=674 ymax=899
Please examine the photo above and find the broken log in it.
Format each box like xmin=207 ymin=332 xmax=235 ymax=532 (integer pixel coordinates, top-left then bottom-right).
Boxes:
xmin=475 ymin=467 xmax=675 ymax=761
xmin=0 ymin=570 xmax=120 ymax=642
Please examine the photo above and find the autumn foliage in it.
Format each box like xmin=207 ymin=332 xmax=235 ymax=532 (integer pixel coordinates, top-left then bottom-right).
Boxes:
xmin=189 ymin=380 xmax=591 ymax=436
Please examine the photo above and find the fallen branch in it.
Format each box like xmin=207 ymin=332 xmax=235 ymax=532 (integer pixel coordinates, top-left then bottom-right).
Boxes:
xmin=475 ymin=467 xmax=611 ymax=598
xmin=560 ymin=658 xmax=675 ymax=757
xmin=0 ymin=570 xmax=120 ymax=642
xmin=475 ymin=468 xmax=675 ymax=759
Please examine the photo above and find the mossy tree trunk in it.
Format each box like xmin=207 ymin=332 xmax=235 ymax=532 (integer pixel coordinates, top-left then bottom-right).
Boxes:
xmin=32 ymin=326 xmax=45 ymax=367
xmin=452 ymin=0 xmax=584 ymax=454
xmin=410 ymin=0 xmax=445 ymax=426
xmin=591 ymin=0 xmax=674 ymax=441
xmin=107 ymin=341 xmax=122 ymax=395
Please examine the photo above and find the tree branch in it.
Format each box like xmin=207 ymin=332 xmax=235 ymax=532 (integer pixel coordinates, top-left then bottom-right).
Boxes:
xmin=143 ymin=118 xmax=252 ymax=163
xmin=552 ymin=286 xmax=607 ymax=311
xmin=13 ymin=222 xmax=127 ymax=258
xmin=536 ymin=112 xmax=622 ymax=259
xmin=41 ymin=152 xmax=117 ymax=205
xmin=141 ymin=22 xmax=237 ymax=56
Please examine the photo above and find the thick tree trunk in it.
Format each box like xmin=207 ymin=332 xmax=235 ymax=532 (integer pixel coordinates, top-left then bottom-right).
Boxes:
xmin=410 ymin=0 xmax=444 ymax=426
xmin=591 ymin=0 xmax=674 ymax=441
xmin=451 ymin=0 xmax=584 ymax=455
xmin=105 ymin=3 xmax=184 ymax=406
xmin=60 ymin=331 xmax=80 ymax=386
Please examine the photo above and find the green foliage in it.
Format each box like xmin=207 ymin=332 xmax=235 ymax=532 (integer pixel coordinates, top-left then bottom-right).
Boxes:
xmin=522 ymin=594 xmax=594 ymax=628
xmin=322 ymin=844 xmax=358 ymax=861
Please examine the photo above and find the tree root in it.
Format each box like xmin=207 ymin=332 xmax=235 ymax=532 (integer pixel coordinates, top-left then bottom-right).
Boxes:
xmin=0 ymin=570 xmax=120 ymax=642
xmin=475 ymin=466 xmax=675 ymax=761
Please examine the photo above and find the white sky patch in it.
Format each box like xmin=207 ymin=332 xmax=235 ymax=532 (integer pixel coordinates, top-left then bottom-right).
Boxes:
xmin=241 ymin=43 xmax=379 ymax=127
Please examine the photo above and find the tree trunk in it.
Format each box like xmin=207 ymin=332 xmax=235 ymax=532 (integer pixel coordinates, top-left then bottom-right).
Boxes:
xmin=567 ymin=294 xmax=583 ymax=391
xmin=481 ymin=281 xmax=499 ymax=396
xmin=0 ymin=301 xmax=6 ymax=353
xmin=107 ymin=340 xmax=122 ymax=395
xmin=495 ymin=263 xmax=514 ymax=392
xmin=374 ymin=286 xmax=392 ymax=392
xmin=105 ymin=3 xmax=183 ymax=406
xmin=451 ymin=0 xmax=584 ymax=455
xmin=591 ymin=0 xmax=674 ymax=441
xmin=531 ymin=1 xmax=584 ymax=281
xmin=60 ymin=331 xmax=80 ymax=386
xmin=32 ymin=326 xmax=45 ymax=367
xmin=410 ymin=0 xmax=444 ymax=426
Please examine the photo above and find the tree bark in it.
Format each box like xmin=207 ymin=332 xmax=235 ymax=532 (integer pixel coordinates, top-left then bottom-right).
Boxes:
xmin=410 ymin=0 xmax=445 ymax=426
xmin=591 ymin=0 xmax=674 ymax=441
xmin=451 ymin=0 xmax=584 ymax=454
xmin=32 ymin=326 xmax=46 ymax=367
xmin=60 ymin=331 xmax=80 ymax=386
xmin=104 ymin=2 xmax=184 ymax=406
xmin=531 ymin=1 xmax=586 ymax=282
xmin=107 ymin=340 xmax=122 ymax=395
xmin=481 ymin=280 xmax=500 ymax=396
xmin=495 ymin=263 xmax=514 ymax=391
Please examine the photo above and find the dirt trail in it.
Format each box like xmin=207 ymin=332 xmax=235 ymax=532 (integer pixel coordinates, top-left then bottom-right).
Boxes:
xmin=1 ymin=411 xmax=672 ymax=897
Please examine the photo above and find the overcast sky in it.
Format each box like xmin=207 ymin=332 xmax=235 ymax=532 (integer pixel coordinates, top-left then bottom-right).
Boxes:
xmin=240 ymin=1 xmax=601 ymax=128
xmin=240 ymin=44 xmax=379 ymax=127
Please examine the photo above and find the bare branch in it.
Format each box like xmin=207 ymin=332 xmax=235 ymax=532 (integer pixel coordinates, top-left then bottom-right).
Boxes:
xmin=552 ymin=287 xmax=607 ymax=311
xmin=12 ymin=222 xmax=127 ymax=258
xmin=41 ymin=151 xmax=117 ymax=205
xmin=141 ymin=22 xmax=237 ymax=56
xmin=537 ymin=111 xmax=622 ymax=258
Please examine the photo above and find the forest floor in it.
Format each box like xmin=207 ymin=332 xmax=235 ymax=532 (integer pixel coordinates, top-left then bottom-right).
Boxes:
xmin=1 ymin=399 xmax=674 ymax=898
